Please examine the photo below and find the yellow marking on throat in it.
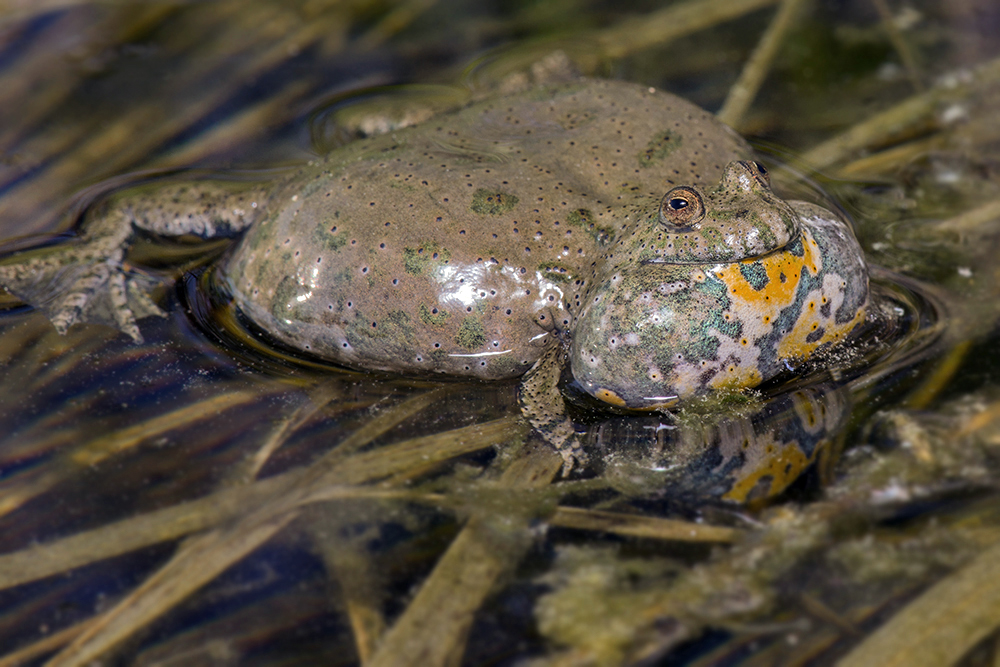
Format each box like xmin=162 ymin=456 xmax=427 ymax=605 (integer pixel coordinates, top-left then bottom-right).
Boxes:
xmin=594 ymin=388 xmax=627 ymax=407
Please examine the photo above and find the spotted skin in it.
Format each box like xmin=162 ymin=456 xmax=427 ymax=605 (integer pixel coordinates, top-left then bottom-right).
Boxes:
xmin=222 ymin=80 xmax=754 ymax=377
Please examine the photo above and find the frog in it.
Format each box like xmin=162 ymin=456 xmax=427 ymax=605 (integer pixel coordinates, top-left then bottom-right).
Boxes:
xmin=0 ymin=79 xmax=869 ymax=471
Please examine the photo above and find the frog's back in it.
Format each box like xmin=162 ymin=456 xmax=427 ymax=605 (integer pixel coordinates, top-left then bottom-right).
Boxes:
xmin=224 ymin=80 xmax=753 ymax=378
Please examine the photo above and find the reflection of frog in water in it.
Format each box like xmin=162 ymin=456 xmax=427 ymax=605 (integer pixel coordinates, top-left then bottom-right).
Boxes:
xmin=0 ymin=79 xmax=869 ymax=470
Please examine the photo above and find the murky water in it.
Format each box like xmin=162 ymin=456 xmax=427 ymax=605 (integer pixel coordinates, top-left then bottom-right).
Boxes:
xmin=1 ymin=1 xmax=1000 ymax=665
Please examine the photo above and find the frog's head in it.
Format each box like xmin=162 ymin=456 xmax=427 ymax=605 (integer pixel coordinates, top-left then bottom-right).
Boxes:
xmin=569 ymin=160 xmax=807 ymax=409
xmin=635 ymin=160 xmax=799 ymax=264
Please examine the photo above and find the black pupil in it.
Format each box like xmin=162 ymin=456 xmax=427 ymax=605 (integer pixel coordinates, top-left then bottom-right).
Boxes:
xmin=668 ymin=198 xmax=688 ymax=210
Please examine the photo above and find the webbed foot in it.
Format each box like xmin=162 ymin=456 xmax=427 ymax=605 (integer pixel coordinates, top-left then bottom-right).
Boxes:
xmin=0 ymin=212 xmax=164 ymax=342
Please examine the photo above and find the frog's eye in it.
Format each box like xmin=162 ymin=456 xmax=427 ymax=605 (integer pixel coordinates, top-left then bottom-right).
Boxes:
xmin=659 ymin=187 xmax=705 ymax=228
xmin=747 ymin=161 xmax=770 ymax=188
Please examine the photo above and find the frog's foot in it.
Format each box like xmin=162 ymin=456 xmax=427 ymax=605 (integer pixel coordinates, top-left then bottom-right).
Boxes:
xmin=549 ymin=419 xmax=589 ymax=476
xmin=519 ymin=342 xmax=589 ymax=475
xmin=0 ymin=229 xmax=164 ymax=342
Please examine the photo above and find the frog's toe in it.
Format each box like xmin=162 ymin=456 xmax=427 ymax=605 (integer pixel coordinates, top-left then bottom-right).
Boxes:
xmin=107 ymin=271 xmax=144 ymax=342
xmin=0 ymin=248 xmax=163 ymax=342
xmin=557 ymin=441 xmax=589 ymax=477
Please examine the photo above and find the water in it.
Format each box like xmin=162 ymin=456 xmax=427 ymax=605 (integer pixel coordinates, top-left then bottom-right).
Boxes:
xmin=1 ymin=1 xmax=1000 ymax=665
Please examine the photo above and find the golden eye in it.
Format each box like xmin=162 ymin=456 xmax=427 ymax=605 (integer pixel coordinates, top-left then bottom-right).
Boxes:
xmin=659 ymin=186 xmax=705 ymax=227
xmin=749 ymin=160 xmax=770 ymax=187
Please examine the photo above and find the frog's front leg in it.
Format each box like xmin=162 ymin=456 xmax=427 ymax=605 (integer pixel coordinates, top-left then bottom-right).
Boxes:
xmin=0 ymin=181 xmax=268 ymax=342
xmin=519 ymin=342 xmax=588 ymax=475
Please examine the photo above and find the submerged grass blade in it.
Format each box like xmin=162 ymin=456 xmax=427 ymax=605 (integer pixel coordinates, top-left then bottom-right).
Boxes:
xmin=0 ymin=388 xmax=265 ymax=518
xmin=0 ymin=416 xmax=521 ymax=594
xmin=802 ymin=55 xmax=1000 ymax=170
xmin=19 ymin=413 xmax=522 ymax=665
xmin=45 ymin=514 xmax=299 ymax=667
xmin=0 ymin=617 xmax=96 ymax=667
xmin=367 ymin=441 xmax=561 ymax=667
xmin=837 ymin=538 xmax=1000 ymax=667
xmin=594 ymin=0 xmax=779 ymax=59
xmin=548 ymin=507 xmax=741 ymax=543
xmin=716 ymin=0 xmax=808 ymax=129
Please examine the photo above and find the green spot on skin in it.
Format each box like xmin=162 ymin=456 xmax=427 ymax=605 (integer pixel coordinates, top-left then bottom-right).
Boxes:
xmin=388 ymin=180 xmax=418 ymax=192
xmin=489 ymin=352 xmax=524 ymax=376
xmin=755 ymin=222 xmax=778 ymax=250
xmin=271 ymin=275 xmax=300 ymax=320
xmin=299 ymin=177 xmax=326 ymax=199
xmin=787 ymin=236 xmax=805 ymax=257
xmin=455 ymin=315 xmax=486 ymax=350
xmin=567 ymin=208 xmax=612 ymax=244
xmin=403 ymin=242 xmax=451 ymax=275
xmin=314 ymin=224 xmax=346 ymax=251
xmin=537 ymin=263 xmax=573 ymax=283
xmin=356 ymin=309 xmax=414 ymax=342
xmin=739 ymin=262 xmax=769 ymax=291
xmin=471 ymin=189 xmax=519 ymax=215
xmin=638 ymin=129 xmax=682 ymax=167
xmin=699 ymin=228 xmax=730 ymax=257
xmin=419 ymin=304 xmax=449 ymax=326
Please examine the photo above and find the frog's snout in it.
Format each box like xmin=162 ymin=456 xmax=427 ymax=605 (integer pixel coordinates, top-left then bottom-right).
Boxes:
xmin=720 ymin=160 xmax=772 ymax=192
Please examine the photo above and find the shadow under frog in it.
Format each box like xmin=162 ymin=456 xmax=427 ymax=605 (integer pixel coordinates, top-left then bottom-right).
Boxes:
xmin=0 ymin=79 xmax=869 ymax=475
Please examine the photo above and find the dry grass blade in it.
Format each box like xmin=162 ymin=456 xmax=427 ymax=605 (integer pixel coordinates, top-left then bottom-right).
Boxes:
xmin=594 ymin=0 xmax=779 ymax=59
xmin=305 ymin=386 xmax=458 ymax=473
xmin=924 ymin=196 xmax=1000 ymax=237
xmin=837 ymin=538 xmax=1000 ymax=667
xmin=367 ymin=442 xmax=563 ymax=667
xmin=802 ymin=55 xmax=1000 ymax=170
xmin=0 ymin=5 xmax=177 ymax=153
xmin=835 ymin=134 xmax=947 ymax=176
xmin=69 ymin=390 xmax=263 ymax=466
xmin=870 ymin=0 xmax=924 ymax=92
xmin=548 ymin=507 xmax=741 ymax=543
xmin=357 ymin=0 xmax=439 ymax=50
xmin=153 ymin=79 xmax=314 ymax=169
xmin=21 ymin=415 xmax=523 ymax=665
xmin=228 ymin=381 xmax=349 ymax=484
xmin=716 ymin=0 xmax=808 ymax=130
